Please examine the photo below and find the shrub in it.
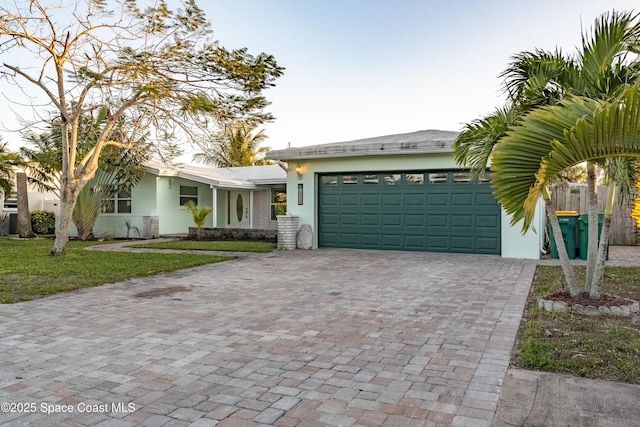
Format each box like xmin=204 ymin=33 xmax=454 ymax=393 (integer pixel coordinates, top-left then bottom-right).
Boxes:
xmin=31 ymin=210 xmax=56 ymax=234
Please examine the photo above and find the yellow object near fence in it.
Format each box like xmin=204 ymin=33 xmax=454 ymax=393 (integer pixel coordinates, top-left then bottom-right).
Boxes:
xmin=555 ymin=211 xmax=579 ymax=217
xmin=632 ymin=180 xmax=640 ymax=227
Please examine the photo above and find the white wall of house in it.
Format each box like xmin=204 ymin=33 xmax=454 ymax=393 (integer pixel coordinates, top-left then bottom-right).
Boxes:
xmin=284 ymin=152 xmax=542 ymax=259
xmin=155 ymin=176 xmax=214 ymax=235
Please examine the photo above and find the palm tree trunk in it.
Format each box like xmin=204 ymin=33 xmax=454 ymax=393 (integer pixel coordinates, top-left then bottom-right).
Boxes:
xmin=16 ymin=172 xmax=34 ymax=238
xmin=585 ymin=163 xmax=598 ymax=288
xmin=590 ymin=183 xmax=615 ymax=298
xmin=545 ymin=196 xmax=580 ymax=296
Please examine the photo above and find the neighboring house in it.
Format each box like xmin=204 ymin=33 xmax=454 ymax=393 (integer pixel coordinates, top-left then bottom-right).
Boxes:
xmin=266 ymin=129 xmax=543 ymax=259
xmin=91 ymin=161 xmax=287 ymax=238
xmin=2 ymin=181 xmax=59 ymax=235
xmin=4 ymin=162 xmax=287 ymax=238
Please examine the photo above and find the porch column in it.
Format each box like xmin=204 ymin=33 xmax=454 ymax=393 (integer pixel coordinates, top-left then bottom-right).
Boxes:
xmin=211 ymin=186 xmax=218 ymax=227
xmin=249 ymin=190 xmax=254 ymax=229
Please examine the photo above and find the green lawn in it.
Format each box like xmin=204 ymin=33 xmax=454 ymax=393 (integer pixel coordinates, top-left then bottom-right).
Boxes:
xmin=0 ymin=238 xmax=232 ymax=304
xmin=131 ymin=239 xmax=276 ymax=253
xmin=516 ymin=265 xmax=640 ymax=384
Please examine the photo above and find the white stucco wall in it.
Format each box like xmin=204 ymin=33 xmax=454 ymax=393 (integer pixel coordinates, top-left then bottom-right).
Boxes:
xmin=284 ymin=153 xmax=541 ymax=259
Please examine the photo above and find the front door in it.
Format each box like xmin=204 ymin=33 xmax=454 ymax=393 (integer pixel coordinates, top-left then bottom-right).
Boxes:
xmin=228 ymin=190 xmax=250 ymax=228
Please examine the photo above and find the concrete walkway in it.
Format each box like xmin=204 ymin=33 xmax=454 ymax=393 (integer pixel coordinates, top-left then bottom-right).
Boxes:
xmin=492 ymin=245 xmax=640 ymax=427
xmin=0 ymin=248 xmax=534 ymax=426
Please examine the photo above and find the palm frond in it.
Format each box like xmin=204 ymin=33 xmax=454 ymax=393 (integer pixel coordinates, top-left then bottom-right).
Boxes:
xmin=452 ymin=106 xmax=519 ymax=179
xmin=491 ymin=96 xmax=602 ymax=230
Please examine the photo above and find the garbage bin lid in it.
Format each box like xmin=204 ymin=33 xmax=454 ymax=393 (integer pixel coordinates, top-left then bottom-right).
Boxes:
xmin=556 ymin=210 xmax=578 ymax=216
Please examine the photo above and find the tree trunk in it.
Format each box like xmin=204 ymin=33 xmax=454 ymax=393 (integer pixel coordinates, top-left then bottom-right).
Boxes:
xmin=585 ymin=163 xmax=598 ymax=288
xmin=590 ymin=183 xmax=616 ymax=298
xmin=16 ymin=172 xmax=34 ymax=238
xmin=546 ymin=199 xmax=580 ymax=296
xmin=51 ymin=186 xmax=80 ymax=255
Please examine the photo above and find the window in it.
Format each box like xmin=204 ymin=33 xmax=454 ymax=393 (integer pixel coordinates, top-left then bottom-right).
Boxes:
xmin=363 ymin=174 xmax=379 ymax=185
xmin=342 ymin=175 xmax=358 ymax=185
xmin=270 ymin=187 xmax=287 ymax=220
xmin=429 ymin=173 xmax=447 ymax=184
xmin=322 ymin=176 xmax=337 ymax=186
xmin=406 ymin=173 xmax=424 ymax=185
xmin=453 ymin=173 xmax=471 ymax=183
xmin=3 ymin=193 xmax=17 ymax=210
xmin=180 ymin=186 xmax=198 ymax=206
xmin=384 ymin=174 xmax=401 ymax=185
xmin=102 ymin=190 xmax=132 ymax=214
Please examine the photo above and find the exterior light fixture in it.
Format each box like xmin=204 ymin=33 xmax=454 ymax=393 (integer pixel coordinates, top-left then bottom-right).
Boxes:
xmin=295 ymin=164 xmax=303 ymax=180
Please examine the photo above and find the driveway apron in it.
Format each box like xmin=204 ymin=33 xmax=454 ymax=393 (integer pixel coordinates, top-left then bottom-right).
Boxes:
xmin=0 ymin=249 xmax=534 ymax=427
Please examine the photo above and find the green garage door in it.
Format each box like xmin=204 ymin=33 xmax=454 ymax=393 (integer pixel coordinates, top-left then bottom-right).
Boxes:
xmin=318 ymin=171 xmax=501 ymax=254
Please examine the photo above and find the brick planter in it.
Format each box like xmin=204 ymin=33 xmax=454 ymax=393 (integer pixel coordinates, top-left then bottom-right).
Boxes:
xmin=277 ymin=215 xmax=298 ymax=250
xmin=537 ymin=295 xmax=639 ymax=316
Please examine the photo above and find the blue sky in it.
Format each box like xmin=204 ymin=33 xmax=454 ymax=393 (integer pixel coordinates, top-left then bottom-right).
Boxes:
xmin=1 ymin=1 xmax=639 ymax=156
xmin=202 ymin=0 xmax=640 ymax=151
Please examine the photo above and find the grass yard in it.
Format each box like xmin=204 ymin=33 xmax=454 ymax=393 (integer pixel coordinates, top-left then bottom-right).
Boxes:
xmin=131 ymin=239 xmax=276 ymax=253
xmin=0 ymin=238 xmax=232 ymax=304
xmin=515 ymin=265 xmax=640 ymax=384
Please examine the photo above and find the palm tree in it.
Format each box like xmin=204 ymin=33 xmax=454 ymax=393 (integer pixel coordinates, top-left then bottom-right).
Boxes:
xmin=193 ymin=122 xmax=272 ymax=167
xmin=0 ymin=141 xmax=21 ymax=197
xmin=492 ymin=86 xmax=640 ymax=295
xmin=453 ymin=10 xmax=640 ymax=298
xmin=21 ymin=111 xmax=147 ymax=240
xmin=183 ymin=200 xmax=212 ymax=240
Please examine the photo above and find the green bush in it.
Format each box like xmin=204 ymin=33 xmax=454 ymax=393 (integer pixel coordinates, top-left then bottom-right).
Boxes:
xmin=31 ymin=210 xmax=56 ymax=234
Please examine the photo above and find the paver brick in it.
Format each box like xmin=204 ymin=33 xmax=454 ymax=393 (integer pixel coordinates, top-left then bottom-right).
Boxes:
xmin=0 ymin=249 xmax=533 ymax=427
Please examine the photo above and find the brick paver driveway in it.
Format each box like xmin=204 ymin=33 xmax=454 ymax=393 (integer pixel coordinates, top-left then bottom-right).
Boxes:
xmin=0 ymin=249 xmax=535 ymax=427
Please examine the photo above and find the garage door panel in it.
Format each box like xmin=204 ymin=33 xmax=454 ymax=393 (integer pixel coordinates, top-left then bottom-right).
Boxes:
xmin=405 ymin=193 xmax=424 ymax=205
xmin=427 ymin=193 xmax=448 ymax=205
xmin=361 ymin=193 xmax=380 ymax=206
xmin=382 ymin=214 xmax=401 ymax=226
xmin=451 ymin=193 xmax=473 ymax=206
xmin=404 ymin=235 xmax=425 ymax=248
xmin=451 ymin=215 xmax=473 ymax=228
xmin=382 ymin=193 xmax=402 ymax=206
xmin=340 ymin=213 xmax=359 ymax=225
xmin=361 ymin=233 xmax=380 ymax=247
xmin=382 ymin=234 xmax=402 ymax=248
xmin=477 ymin=193 xmax=498 ymax=206
xmin=319 ymin=171 xmax=500 ymax=254
xmin=361 ymin=213 xmax=381 ymax=226
xmin=340 ymin=194 xmax=359 ymax=205
xmin=477 ymin=237 xmax=500 ymax=251
xmin=426 ymin=235 xmax=449 ymax=250
xmin=340 ymin=233 xmax=360 ymax=246
xmin=320 ymin=213 xmax=339 ymax=226
xmin=451 ymin=236 xmax=473 ymax=251
xmin=427 ymin=214 xmax=448 ymax=227
xmin=477 ymin=215 xmax=499 ymax=229
xmin=320 ymin=194 xmax=339 ymax=206
xmin=405 ymin=214 xmax=425 ymax=226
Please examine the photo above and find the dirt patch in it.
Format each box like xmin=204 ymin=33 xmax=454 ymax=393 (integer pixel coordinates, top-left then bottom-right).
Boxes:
xmin=543 ymin=291 xmax=631 ymax=308
xmin=134 ymin=285 xmax=191 ymax=298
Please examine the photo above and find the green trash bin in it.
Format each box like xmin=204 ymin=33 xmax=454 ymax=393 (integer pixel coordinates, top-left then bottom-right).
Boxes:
xmin=578 ymin=213 xmax=608 ymax=260
xmin=549 ymin=211 xmax=578 ymax=259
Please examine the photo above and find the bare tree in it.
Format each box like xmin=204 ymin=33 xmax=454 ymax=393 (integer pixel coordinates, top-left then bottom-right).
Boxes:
xmin=0 ymin=0 xmax=283 ymax=254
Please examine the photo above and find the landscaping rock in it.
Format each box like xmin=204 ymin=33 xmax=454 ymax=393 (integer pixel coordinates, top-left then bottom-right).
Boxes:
xmin=297 ymin=224 xmax=313 ymax=250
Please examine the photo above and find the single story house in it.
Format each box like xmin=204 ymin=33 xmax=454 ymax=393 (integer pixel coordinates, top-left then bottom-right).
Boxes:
xmin=90 ymin=161 xmax=287 ymax=238
xmin=265 ymin=129 xmax=543 ymax=259
xmin=3 ymin=162 xmax=287 ymax=238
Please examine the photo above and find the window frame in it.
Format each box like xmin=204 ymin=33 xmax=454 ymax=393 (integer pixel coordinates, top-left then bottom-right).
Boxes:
xmin=101 ymin=190 xmax=132 ymax=214
xmin=179 ymin=185 xmax=198 ymax=206
xmin=270 ymin=187 xmax=287 ymax=220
